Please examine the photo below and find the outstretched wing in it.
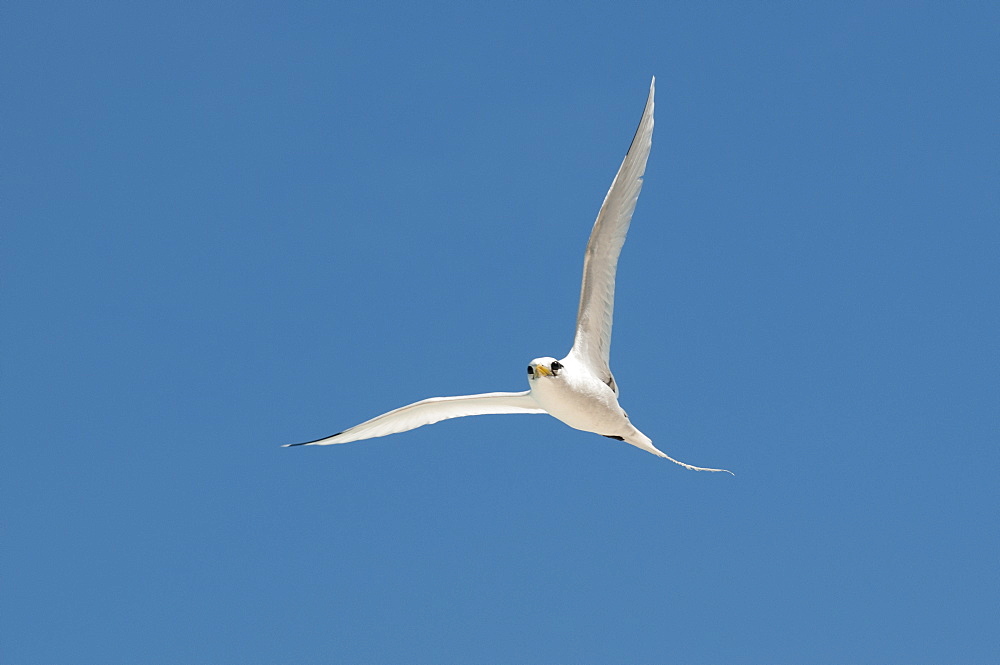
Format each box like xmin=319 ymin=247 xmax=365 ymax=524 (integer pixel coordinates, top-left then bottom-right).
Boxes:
xmin=569 ymin=77 xmax=655 ymax=379
xmin=285 ymin=391 xmax=546 ymax=446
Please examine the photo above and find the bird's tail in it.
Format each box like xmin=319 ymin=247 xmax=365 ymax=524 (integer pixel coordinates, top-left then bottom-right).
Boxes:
xmin=625 ymin=429 xmax=734 ymax=474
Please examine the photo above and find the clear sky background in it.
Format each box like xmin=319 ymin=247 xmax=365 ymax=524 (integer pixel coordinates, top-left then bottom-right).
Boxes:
xmin=3 ymin=3 xmax=998 ymax=663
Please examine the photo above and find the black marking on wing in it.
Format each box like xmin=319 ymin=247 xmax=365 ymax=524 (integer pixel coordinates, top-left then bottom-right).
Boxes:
xmin=622 ymin=83 xmax=652 ymax=158
xmin=603 ymin=435 xmax=625 ymax=441
xmin=625 ymin=116 xmax=644 ymax=157
xmin=604 ymin=373 xmax=617 ymax=393
xmin=285 ymin=432 xmax=343 ymax=447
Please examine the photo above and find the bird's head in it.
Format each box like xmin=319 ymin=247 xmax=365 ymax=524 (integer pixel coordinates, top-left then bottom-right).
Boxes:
xmin=527 ymin=357 xmax=563 ymax=380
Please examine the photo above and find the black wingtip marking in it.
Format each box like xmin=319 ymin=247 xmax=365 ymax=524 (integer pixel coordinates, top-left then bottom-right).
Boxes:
xmin=624 ymin=85 xmax=654 ymax=157
xmin=603 ymin=435 xmax=625 ymax=441
xmin=283 ymin=432 xmax=343 ymax=447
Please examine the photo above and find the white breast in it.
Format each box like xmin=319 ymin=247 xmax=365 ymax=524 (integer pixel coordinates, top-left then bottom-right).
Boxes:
xmin=529 ymin=364 xmax=628 ymax=435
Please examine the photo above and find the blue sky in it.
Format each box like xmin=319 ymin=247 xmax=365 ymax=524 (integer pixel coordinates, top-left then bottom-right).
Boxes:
xmin=3 ymin=2 xmax=998 ymax=663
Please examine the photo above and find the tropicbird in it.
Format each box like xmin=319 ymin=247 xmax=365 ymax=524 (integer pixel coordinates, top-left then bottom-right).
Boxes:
xmin=286 ymin=78 xmax=730 ymax=473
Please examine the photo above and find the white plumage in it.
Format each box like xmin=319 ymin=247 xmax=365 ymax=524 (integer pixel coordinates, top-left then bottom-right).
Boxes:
xmin=286 ymin=78 xmax=731 ymax=474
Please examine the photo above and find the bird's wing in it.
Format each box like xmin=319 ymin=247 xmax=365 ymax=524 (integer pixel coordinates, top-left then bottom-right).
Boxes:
xmin=285 ymin=391 xmax=546 ymax=446
xmin=569 ymin=77 xmax=655 ymax=379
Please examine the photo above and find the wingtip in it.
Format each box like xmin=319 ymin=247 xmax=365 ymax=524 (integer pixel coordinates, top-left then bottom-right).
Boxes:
xmin=282 ymin=431 xmax=344 ymax=448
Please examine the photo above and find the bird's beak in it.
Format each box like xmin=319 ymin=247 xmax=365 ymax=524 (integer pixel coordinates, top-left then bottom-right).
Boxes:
xmin=534 ymin=365 xmax=552 ymax=377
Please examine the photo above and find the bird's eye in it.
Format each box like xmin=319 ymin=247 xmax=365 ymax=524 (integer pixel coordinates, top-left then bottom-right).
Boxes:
xmin=551 ymin=361 xmax=563 ymax=371
xmin=527 ymin=365 xmax=534 ymax=375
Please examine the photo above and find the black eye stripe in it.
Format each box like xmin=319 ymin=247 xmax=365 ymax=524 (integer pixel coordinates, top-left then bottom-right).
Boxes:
xmin=527 ymin=365 xmax=534 ymax=375
xmin=551 ymin=361 xmax=563 ymax=371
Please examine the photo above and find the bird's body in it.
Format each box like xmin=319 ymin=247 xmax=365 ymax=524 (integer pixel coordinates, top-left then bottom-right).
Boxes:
xmin=527 ymin=355 xmax=622 ymax=436
xmin=285 ymin=78 xmax=730 ymax=474
xmin=525 ymin=354 xmax=681 ymax=463
xmin=538 ymin=387 xmax=621 ymax=436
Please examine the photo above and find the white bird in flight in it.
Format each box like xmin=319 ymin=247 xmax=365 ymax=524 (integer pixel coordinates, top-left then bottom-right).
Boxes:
xmin=286 ymin=78 xmax=731 ymax=473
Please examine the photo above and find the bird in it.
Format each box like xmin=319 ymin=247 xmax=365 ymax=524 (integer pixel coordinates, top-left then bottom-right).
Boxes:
xmin=285 ymin=77 xmax=731 ymax=474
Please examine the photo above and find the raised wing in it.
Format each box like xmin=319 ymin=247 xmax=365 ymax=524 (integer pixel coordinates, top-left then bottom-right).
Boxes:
xmin=568 ymin=78 xmax=654 ymax=378
xmin=284 ymin=391 xmax=546 ymax=446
